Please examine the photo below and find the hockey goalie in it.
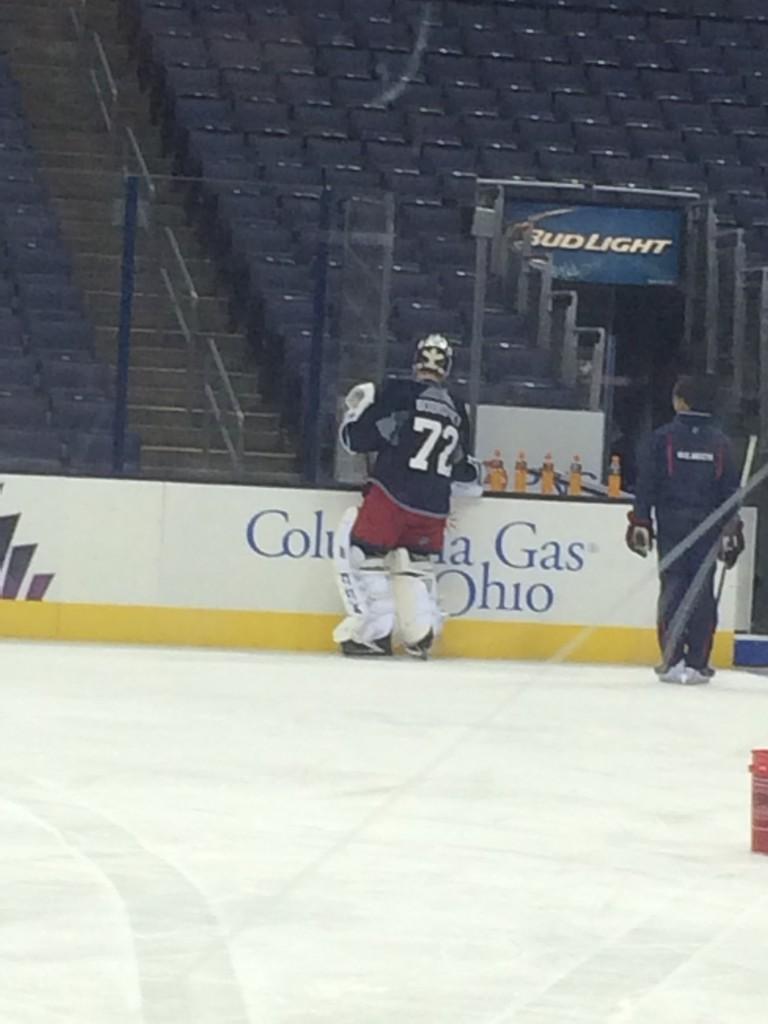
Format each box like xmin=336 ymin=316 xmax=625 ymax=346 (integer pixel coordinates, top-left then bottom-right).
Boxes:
xmin=333 ymin=334 xmax=482 ymax=660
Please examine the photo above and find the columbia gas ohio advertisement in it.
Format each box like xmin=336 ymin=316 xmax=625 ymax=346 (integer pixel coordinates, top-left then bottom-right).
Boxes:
xmin=0 ymin=474 xmax=746 ymax=665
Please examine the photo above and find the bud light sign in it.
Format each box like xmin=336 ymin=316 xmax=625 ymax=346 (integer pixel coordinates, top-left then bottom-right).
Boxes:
xmin=506 ymin=201 xmax=682 ymax=285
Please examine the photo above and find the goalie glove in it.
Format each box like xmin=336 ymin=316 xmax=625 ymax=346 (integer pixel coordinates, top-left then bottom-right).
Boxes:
xmin=451 ymin=455 xmax=483 ymax=498
xmin=718 ymin=517 xmax=744 ymax=570
xmin=343 ymin=381 xmax=375 ymax=417
xmin=625 ymin=511 xmax=653 ymax=558
xmin=339 ymin=382 xmax=376 ymax=454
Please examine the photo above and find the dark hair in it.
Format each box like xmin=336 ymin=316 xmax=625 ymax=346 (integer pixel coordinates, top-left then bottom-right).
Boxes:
xmin=673 ymin=374 xmax=717 ymax=413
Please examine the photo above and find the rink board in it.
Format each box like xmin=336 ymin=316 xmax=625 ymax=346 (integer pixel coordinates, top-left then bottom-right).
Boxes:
xmin=0 ymin=474 xmax=749 ymax=666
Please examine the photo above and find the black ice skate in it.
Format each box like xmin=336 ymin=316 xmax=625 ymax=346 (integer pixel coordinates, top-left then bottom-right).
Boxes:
xmin=404 ymin=630 xmax=434 ymax=661
xmin=341 ymin=635 xmax=393 ymax=657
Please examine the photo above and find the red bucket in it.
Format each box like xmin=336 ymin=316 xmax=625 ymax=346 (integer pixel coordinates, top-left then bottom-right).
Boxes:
xmin=750 ymin=750 xmax=768 ymax=855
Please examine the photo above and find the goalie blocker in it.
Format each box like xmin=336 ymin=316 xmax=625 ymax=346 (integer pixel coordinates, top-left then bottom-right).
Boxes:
xmin=333 ymin=334 xmax=481 ymax=660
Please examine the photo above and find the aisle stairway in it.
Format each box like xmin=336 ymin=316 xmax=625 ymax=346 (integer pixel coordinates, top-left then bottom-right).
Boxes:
xmin=0 ymin=0 xmax=298 ymax=483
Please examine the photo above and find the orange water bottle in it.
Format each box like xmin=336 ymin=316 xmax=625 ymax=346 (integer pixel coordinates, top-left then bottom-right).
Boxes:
xmin=607 ymin=454 xmax=622 ymax=497
xmin=541 ymin=452 xmax=555 ymax=495
xmin=568 ymin=454 xmax=583 ymax=496
xmin=513 ymin=450 xmax=527 ymax=493
xmin=484 ymin=450 xmax=509 ymax=492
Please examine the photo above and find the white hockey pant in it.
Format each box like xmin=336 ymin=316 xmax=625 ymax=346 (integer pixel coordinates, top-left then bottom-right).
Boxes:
xmin=391 ymin=548 xmax=443 ymax=646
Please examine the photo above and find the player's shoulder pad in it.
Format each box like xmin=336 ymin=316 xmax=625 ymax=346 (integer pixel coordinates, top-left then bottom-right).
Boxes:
xmin=381 ymin=375 xmax=419 ymax=405
xmin=439 ymin=387 xmax=467 ymax=420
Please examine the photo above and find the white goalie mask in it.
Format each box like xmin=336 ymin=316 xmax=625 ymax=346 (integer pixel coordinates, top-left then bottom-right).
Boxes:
xmin=413 ymin=334 xmax=453 ymax=381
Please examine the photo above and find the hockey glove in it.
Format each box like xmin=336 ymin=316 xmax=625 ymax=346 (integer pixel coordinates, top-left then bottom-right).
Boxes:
xmin=625 ymin=511 xmax=653 ymax=558
xmin=451 ymin=455 xmax=483 ymax=498
xmin=718 ymin=517 xmax=745 ymax=570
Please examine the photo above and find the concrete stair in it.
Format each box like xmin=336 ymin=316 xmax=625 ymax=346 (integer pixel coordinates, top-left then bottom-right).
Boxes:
xmin=0 ymin=0 xmax=300 ymax=485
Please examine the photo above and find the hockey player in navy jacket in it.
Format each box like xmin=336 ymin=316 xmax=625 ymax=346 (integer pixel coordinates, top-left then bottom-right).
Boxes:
xmin=626 ymin=375 xmax=744 ymax=684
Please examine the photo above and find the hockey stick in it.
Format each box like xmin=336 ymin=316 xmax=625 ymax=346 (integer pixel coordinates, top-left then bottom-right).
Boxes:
xmin=714 ymin=433 xmax=757 ymax=610
xmin=660 ymin=432 xmax=758 ymax=670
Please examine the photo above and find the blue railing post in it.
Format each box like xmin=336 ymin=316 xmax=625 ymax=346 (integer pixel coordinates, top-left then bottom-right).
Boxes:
xmin=113 ymin=174 xmax=139 ymax=476
xmin=305 ymin=183 xmax=332 ymax=485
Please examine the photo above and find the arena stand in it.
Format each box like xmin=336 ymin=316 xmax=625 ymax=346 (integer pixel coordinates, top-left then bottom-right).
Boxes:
xmin=0 ymin=51 xmax=140 ymax=476
xmin=2 ymin=0 xmax=768 ymax=486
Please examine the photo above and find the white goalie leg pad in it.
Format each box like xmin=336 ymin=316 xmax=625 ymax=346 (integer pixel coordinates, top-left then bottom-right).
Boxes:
xmin=390 ymin=548 xmax=444 ymax=646
xmin=332 ymin=508 xmax=395 ymax=644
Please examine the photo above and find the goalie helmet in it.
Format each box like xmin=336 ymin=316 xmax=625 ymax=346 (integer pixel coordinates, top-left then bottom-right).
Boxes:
xmin=413 ymin=334 xmax=453 ymax=381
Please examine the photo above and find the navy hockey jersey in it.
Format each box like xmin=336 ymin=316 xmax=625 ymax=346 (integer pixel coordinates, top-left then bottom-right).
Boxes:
xmin=342 ymin=377 xmax=475 ymax=517
xmin=633 ymin=412 xmax=739 ymax=531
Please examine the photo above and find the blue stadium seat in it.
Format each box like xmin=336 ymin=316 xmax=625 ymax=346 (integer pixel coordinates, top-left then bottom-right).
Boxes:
xmin=24 ymin=312 xmax=93 ymax=352
xmin=499 ymin=93 xmax=555 ymax=122
xmin=392 ymin=299 xmax=461 ymax=341
xmin=443 ymin=85 xmax=497 ymax=114
xmin=685 ymin=133 xmax=740 ymax=162
xmin=197 ymin=9 xmax=248 ymax=35
xmin=706 ymin=162 xmax=763 ymax=194
xmin=628 ymin=126 xmax=684 ymax=160
xmin=740 ymin=136 xmax=768 ymax=166
xmin=495 ymin=6 xmax=547 ymax=32
xmin=278 ymin=73 xmax=332 ymax=105
xmin=588 ymin=66 xmax=642 ymax=98
xmin=208 ymin=38 xmax=261 ymax=71
xmin=318 ymin=46 xmax=371 ymax=78
xmin=622 ymin=40 xmax=675 ymax=72
xmin=0 ymin=428 xmax=64 ymax=473
xmin=16 ymin=280 xmax=83 ymax=313
xmin=481 ymin=60 xmax=535 ymax=92
xmin=293 ymin=103 xmax=350 ymax=137
xmin=669 ymin=45 xmax=722 ymax=74
xmin=383 ymin=168 xmax=438 ymax=199
xmin=39 ymin=354 xmax=111 ymax=395
xmin=261 ymin=161 xmax=321 ymax=187
xmin=650 ymin=159 xmax=706 ymax=191
xmin=691 ymin=73 xmax=745 ymax=104
xmin=221 ymin=69 xmax=278 ymax=99
xmin=715 ymin=105 xmax=768 ymax=136
xmin=607 ymin=96 xmax=664 ymax=128
xmin=699 ymin=19 xmax=753 ymax=48
xmin=248 ymin=133 xmax=304 ymax=163
xmin=0 ymin=392 xmax=50 ymax=429
xmin=534 ymin=63 xmax=589 ymax=95
xmin=64 ymin=431 xmax=141 ymax=475
xmin=574 ymin=123 xmax=629 ymax=156
xmin=480 ymin=145 xmax=537 ymax=179
xmin=537 ymin=150 xmax=594 ymax=181
xmin=406 ymin=111 xmax=460 ymax=146
xmin=593 ymin=154 xmax=650 ymax=187
xmin=553 ymin=94 xmax=610 ymax=124
xmin=52 ymin=396 xmax=114 ymax=433
xmin=307 ymin=136 xmax=361 ymax=164
xmin=323 ymin=163 xmax=379 ymax=191
xmin=421 ymin=140 xmax=476 ymax=173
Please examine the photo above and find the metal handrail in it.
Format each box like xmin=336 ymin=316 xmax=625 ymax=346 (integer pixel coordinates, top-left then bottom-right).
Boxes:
xmin=165 ymin=227 xmax=197 ymax=301
xmin=160 ymin=266 xmax=195 ymax=412
xmin=203 ymin=337 xmax=245 ymax=472
xmin=90 ymin=69 xmax=112 ymax=134
xmin=68 ymin=4 xmax=84 ymax=38
xmin=93 ymin=33 xmax=117 ymax=105
xmin=88 ymin=31 xmax=118 ymax=135
xmin=126 ymin=127 xmax=157 ymax=201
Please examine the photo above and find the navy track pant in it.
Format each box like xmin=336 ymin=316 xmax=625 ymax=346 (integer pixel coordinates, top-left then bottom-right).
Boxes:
xmin=656 ymin=520 xmax=719 ymax=670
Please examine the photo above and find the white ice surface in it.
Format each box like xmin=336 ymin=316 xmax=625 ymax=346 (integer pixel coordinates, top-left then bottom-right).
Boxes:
xmin=0 ymin=642 xmax=766 ymax=1024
